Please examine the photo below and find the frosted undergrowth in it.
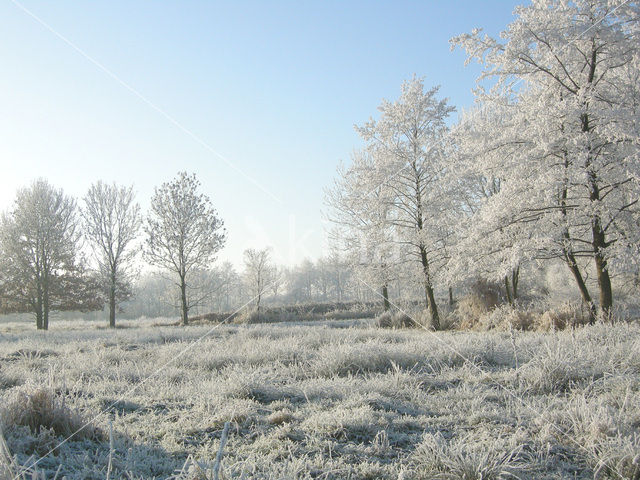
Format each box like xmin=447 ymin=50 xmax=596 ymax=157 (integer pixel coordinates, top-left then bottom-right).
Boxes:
xmin=0 ymin=320 xmax=638 ymax=479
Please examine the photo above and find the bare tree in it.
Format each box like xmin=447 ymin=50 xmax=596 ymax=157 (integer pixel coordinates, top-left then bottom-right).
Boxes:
xmin=270 ymin=265 xmax=285 ymax=303
xmin=82 ymin=182 xmax=141 ymax=328
xmin=144 ymin=172 xmax=226 ymax=325
xmin=0 ymin=179 xmax=101 ymax=329
xmin=243 ymin=247 xmax=272 ymax=311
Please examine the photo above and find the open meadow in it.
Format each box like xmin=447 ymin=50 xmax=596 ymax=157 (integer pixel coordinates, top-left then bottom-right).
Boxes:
xmin=1 ymin=318 xmax=639 ymax=479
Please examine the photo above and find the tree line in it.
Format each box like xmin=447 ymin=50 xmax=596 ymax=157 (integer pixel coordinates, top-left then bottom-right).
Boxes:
xmin=0 ymin=171 xmax=420 ymax=329
xmin=119 ymin=252 xmax=428 ymax=319
xmin=326 ymin=0 xmax=640 ymax=328
xmin=0 ymin=172 xmax=226 ymax=329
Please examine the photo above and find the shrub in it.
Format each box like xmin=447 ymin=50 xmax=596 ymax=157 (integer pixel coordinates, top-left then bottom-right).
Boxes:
xmin=537 ymin=303 xmax=589 ymax=331
xmin=477 ymin=305 xmax=536 ymax=331
xmin=456 ymin=279 xmax=502 ymax=329
xmin=375 ymin=311 xmax=393 ymax=328
xmin=0 ymin=387 xmax=100 ymax=441
xmin=234 ymin=308 xmax=286 ymax=324
xmin=375 ymin=310 xmax=429 ymax=329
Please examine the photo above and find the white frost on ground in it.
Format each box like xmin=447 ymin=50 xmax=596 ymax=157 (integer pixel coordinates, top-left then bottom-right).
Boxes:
xmin=0 ymin=319 xmax=638 ymax=479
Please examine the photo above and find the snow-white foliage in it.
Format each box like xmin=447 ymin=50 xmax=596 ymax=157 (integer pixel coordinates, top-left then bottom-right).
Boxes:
xmin=325 ymin=149 xmax=401 ymax=300
xmin=449 ymin=0 xmax=640 ymax=314
xmin=327 ymin=76 xmax=456 ymax=327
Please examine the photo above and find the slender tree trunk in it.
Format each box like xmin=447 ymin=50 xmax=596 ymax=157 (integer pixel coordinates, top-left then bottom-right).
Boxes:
xmin=43 ymin=278 xmax=49 ymax=330
xmin=448 ymin=286 xmax=454 ymax=307
xmin=560 ymin=142 xmax=596 ymax=324
xmin=382 ymin=284 xmax=390 ymax=311
xmin=256 ymin=275 xmax=262 ymax=314
xmin=511 ymin=266 xmax=519 ymax=300
xmin=592 ymin=217 xmax=613 ymax=318
xmin=35 ymin=311 xmax=43 ymax=330
xmin=109 ymin=270 xmax=116 ymax=328
xmin=565 ymin=252 xmax=596 ymax=324
xmin=505 ymin=276 xmax=513 ymax=305
xmin=425 ymin=284 xmax=439 ymax=331
xmin=180 ymin=275 xmax=188 ymax=326
xmin=418 ymin=245 xmax=440 ymax=330
xmin=36 ymin=283 xmax=43 ymax=330
xmin=587 ymin=161 xmax=612 ymax=319
xmin=586 ymin=165 xmax=613 ymax=320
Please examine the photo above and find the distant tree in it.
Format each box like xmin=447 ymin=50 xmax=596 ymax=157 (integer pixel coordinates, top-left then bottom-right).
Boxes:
xmin=216 ymin=261 xmax=241 ymax=311
xmin=82 ymin=182 xmax=141 ymax=328
xmin=124 ymin=273 xmax=177 ymax=318
xmin=243 ymin=247 xmax=272 ymax=311
xmin=269 ymin=265 xmax=285 ymax=303
xmin=144 ymin=172 xmax=226 ymax=325
xmin=0 ymin=179 xmax=102 ymax=329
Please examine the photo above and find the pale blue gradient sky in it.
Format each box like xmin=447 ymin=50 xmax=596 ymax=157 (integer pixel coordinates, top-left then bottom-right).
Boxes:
xmin=0 ymin=1 xmax=521 ymax=266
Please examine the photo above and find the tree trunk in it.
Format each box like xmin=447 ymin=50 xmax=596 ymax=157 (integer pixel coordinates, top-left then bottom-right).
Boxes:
xmin=36 ymin=283 xmax=43 ymax=330
xmin=382 ymin=284 xmax=390 ymax=311
xmin=559 ymin=140 xmax=596 ymax=323
xmin=511 ymin=266 xmax=519 ymax=300
xmin=581 ymin=47 xmax=613 ymax=320
xmin=418 ymin=245 xmax=440 ymax=330
xmin=592 ymin=218 xmax=613 ymax=319
xmin=256 ymin=276 xmax=262 ymax=317
xmin=505 ymin=276 xmax=513 ymax=305
xmin=425 ymin=283 xmax=440 ymax=331
xmin=586 ymin=149 xmax=612 ymax=319
xmin=109 ymin=271 xmax=116 ymax=328
xmin=587 ymin=169 xmax=613 ymax=320
xmin=180 ymin=276 xmax=188 ymax=326
xmin=448 ymin=286 xmax=454 ymax=307
xmin=564 ymin=252 xmax=596 ymax=324
xmin=43 ymin=280 xmax=49 ymax=331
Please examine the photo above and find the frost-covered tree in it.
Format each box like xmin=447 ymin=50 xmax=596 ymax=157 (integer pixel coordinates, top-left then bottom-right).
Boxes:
xmin=144 ymin=172 xmax=226 ymax=325
xmin=356 ymin=77 xmax=455 ymax=328
xmin=451 ymin=0 xmax=640 ymax=319
xmin=82 ymin=182 xmax=141 ymax=328
xmin=446 ymin=107 xmax=526 ymax=303
xmin=0 ymin=180 xmax=101 ymax=329
xmin=217 ymin=261 xmax=242 ymax=311
xmin=325 ymin=150 xmax=399 ymax=310
xmin=243 ymin=247 xmax=272 ymax=311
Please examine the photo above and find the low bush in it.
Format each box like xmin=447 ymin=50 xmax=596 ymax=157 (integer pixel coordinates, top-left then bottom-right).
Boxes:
xmin=0 ymin=387 xmax=100 ymax=441
xmin=375 ymin=310 xmax=432 ymax=329
xmin=456 ymin=280 xmax=503 ymax=329
xmin=537 ymin=303 xmax=590 ymax=331
xmin=476 ymin=305 xmax=537 ymax=331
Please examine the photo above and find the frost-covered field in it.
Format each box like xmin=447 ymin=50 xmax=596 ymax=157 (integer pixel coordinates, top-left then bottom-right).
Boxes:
xmin=1 ymin=319 xmax=639 ymax=479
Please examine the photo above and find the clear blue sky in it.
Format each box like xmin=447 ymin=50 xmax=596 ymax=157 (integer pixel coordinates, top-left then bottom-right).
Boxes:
xmin=0 ymin=0 xmax=521 ymax=267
